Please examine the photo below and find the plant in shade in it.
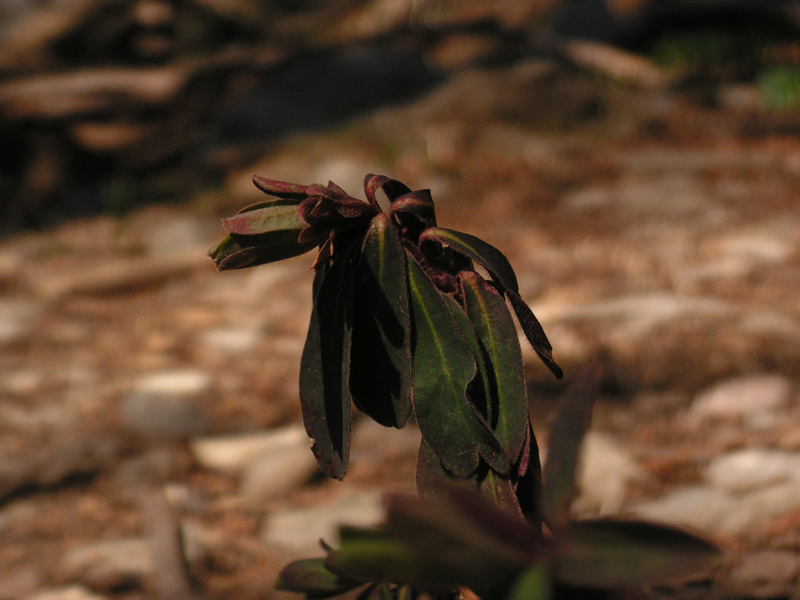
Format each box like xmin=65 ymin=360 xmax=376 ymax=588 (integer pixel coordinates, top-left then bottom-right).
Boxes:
xmin=210 ymin=174 xmax=723 ymax=599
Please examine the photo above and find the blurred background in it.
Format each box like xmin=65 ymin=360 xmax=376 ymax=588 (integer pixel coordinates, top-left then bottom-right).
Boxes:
xmin=2 ymin=1 xmax=800 ymax=599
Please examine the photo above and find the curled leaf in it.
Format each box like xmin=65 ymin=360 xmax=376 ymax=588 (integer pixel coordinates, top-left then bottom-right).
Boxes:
xmin=364 ymin=174 xmax=413 ymax=207
xmin=420 ymin=228 xmax=519 ymax=294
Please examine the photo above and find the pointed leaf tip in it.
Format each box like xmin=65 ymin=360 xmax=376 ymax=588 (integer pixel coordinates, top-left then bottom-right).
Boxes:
xmin=507 ymin=290 xmax=563 ymax=379
xmin=277 ymin=558 xmax=361 ymax=596
xmin=420 ymin=228 xmax=519 ymax=294
xmin=252 ymin=175 xmax=310 ymax=199
xmin=556 ymin=518 xmax=724 ymax=588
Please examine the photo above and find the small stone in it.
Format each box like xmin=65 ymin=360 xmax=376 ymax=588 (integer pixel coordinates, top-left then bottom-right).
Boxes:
xmin=121 ymin=370 xmax=211 ymax=439
xmin=121 ymin=392 xmax=206 ymax=439
xmin=631 ymin=486 xmax=736 ymax=532
xmin=135 ymin=370 xmax=212 ymax=396
xmin=61 ymin=538 xmax=152 ymax=591
xmin=688 ymin=375 xmax=793 ymax=421
xmin=740 ymin=311 xmax=800 ymax=339
xmin=113 ymin=448 xmax=181 ymax=484
xmin=726 ymin=551 xmax=800 ymax=599
xmin=32 ymin=252 xmax=208 ymax=301
xmin=201 ymin=328 xmax=260 ymax=354
xmin=716 ymin=232 xmax=794 ymax=264
xmin=189 ymin=424 xmax=308 ymax=473
xmin=0 ymin=502 xmax=37 ymax=534
xmin=0 ymin=566 xmax=41 ymax=600
xmin=575 ymin=432 xmax=647 ymax=515
xmin=719 ymin=481 xmax=800 ymax=537
xmin=239 ymin=443 xmax=319 ymax=501
xmin=2 ymin=370 xmax=42 ymax=395
xmin=0 ymin=300 xmax=40 ymax=344
xmin=262 ymin=491 xmax=384 ymax=555
xmin=25 ymin=586 xmax=108 ymax=600
xmin=144 ymin=217 xmax=209 ymax=256
xmin=706 ymin=449 xmax=800 ymax=493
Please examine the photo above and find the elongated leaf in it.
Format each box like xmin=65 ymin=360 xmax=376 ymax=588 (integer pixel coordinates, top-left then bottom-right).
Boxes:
xmin=442 ymin=292 xmax=492 ymax=421
xmin=407 ymin=256 xmax=506 ymax=477
xmin=235 ymin=197 xmax=303 ymax=215
xmin=507 ymin=290 xmax=563 ymax=379
xmin=223 ymin=203 xmax=306 ymax=236
xmin=461 ymin=271 xmax=528 ymax=465
xmin=252 ymin=175 xmax=312 ymax=199
xmin=440 ymin=293 xmax=510 ymax=475
xmin=419 ymin=228 xmax=519 ymax=294
xmin=209 ymin=231 xmax=316 ymax=271
xmin=350 ymin=214 xmax=413 ymax=428
xmin=299 ymin=241 xmax=359 ymax=480
xmin=328 ymin=491 xmax=535 ymax=593
xmin=277 ymin=558 xmax=362 ymax=597
xmin=556 ymin=518 xmax=724 ymax=588
xmin=541 ymin=367 xmax=595 ymax=532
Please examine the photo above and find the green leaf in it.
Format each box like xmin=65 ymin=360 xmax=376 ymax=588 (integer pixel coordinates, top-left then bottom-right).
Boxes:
xmin=277 ymin=558 xmax=362 ymax=598
xmin=506 ymin=565 xmax=550 ymax=600
xmin=461 ymin=271 xmax=528 ymax=465
xmin=541 ymin=368 xmax=595 ymax=532
xmin=325 ymin=536 xmax=425 ymax=587
xmin=480 ymin=468 xmax=523 ymax=518
xmin=327 ymin=491 xmax=535 ymax=593
xmin=299 ymin=241 xmax=359 ymax=480
xmin=440 ymin=293 xmax=510 ymax=475
xmin=350 ymin=214 xmax=413 ymax=428
xmin=555 ymin=518 xmax=724 ymax=588
xmin=208 ymin=231 xmax=316 ymax=271
xmin=506 ymin=290 xmax=563 ymax=379
xmin=407 ymin=256 xmax=505 ymax=477
xmin=222 ymin=203 xmax=306 ymax=236
xmin=419 ymin=228 xmax=518 ymax=294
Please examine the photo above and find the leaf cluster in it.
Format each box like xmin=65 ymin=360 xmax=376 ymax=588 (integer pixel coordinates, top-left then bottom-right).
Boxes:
xmin=209 ymin=174 xmax=724 ymax=600
xmin=210 ymin=173 xmax=561 ymax=516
